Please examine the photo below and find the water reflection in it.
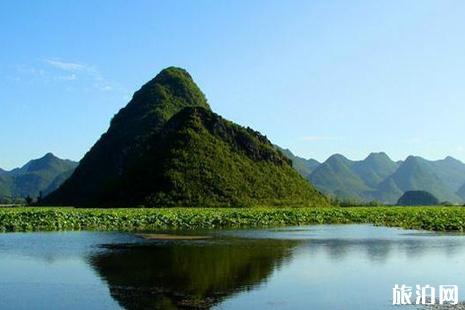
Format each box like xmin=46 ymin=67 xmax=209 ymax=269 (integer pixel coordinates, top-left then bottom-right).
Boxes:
xmin=223 ymin=225 xmax=465 ymax=262
xmin=89 ymin=239 xmax=298 ymax=309
xmin=1 ymin=225 xmax=465 ymax=309
xmin=297 ymin=237 xmax=465 ymax=263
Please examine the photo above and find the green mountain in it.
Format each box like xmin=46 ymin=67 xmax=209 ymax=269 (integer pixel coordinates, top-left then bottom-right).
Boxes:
xmin=307 ymin=153 xmax=394 ymax=200
xmin=373 ymin=177 xmax=403 ymax=204
xmin=276 ymin=147 xmax=319 ymax=178
xmin=376 ymin=156 xmax=462 ymax=203
xmin=428 ymin=156 xmax=465 ymax=193
xmin=309 ymin=154 xmax=371 ymax=201
xmin=0 ymin=153 xmax=77 ymax=203
xmin=43 ymin=169 xmax=76 ymax=196
xmin=44 ymin=67 xmax=328 ymax=208
xmin=305 ymin=152 xmax=464 ymax=204
xmin=457 ymin=183 xmax=465 ymax=201
xmin=351 ymin=152 xmax=399 ymax=188
xmin=0 ymin=174 xmax=14 ymax=200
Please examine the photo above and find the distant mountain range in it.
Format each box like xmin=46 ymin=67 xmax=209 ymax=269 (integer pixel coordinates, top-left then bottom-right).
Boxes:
xmin=280 ymin=148 xmax=465 ymax=204
xmin=0 ymin=153 xmax=77 ymax=203
xmin=4 ymin=147 xmax=464 ymax=206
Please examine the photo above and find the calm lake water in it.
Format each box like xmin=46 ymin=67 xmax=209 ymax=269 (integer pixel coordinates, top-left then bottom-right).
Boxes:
xmin=0 ymin=224 xmax=464 ymax=309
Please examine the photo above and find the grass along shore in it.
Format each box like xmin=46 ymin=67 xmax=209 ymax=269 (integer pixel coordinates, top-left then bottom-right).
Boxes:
xmin=0 ymin=206 xmax=465 ymax=232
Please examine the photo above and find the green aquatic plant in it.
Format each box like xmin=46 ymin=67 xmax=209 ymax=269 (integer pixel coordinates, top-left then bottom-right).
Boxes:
xmin=1 ymin=206 xmax=465 ymax=232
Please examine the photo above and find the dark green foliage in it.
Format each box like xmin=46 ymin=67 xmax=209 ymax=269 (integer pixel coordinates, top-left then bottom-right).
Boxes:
xmin=397 ymin=190 xmax=440 ymax=206
xmin=45 ymin=67 xmax=210 ymax=206
xmin=44 ymin=67 xmax=328 ymax=208
xmin=24 ymin=196 xmax=33 ymax=206
xmin=0 ymin=153 xmax=77 ymax=202
xmin=2 ymin=206 xmax=465 ymax=232
xmin=137 ymin=107 xmax=327 ymax=207
xmin=25 ymin=196 xmax=33 ymax=206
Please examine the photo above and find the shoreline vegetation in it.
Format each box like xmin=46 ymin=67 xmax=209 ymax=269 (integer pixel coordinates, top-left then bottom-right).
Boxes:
xmin=0 ymin=206 xmax=464 ymax=233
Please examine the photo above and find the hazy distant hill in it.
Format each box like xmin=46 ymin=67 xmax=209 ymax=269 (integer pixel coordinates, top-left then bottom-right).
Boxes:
xmin=0 ymin=153 xmax=77 ymax=203
xmin=308 ymin=154 xmax=370 ymax=201
xmin=280 ymin=151 xmax=465 ymax=204
xmin=0 ymin=173 xmax=13 ymax=199
xmin=428 ymin=156 xmax=465 ymax=193
xmin=458 ymin=184 xmax=465 ymax=201
xmin=351 ymin=152 xmax=399 ymax=188
xmin=375 ymin=156 xmax=463 ymax=203
xmin=276 ymin=147 xmax=319 ymax=178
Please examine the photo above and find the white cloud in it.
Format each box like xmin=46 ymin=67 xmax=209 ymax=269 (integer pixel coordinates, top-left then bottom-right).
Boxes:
xmin=42 ymin=58 xmax=126 ymax=93
xmin=12 ymin=58 xmax=127 ymax=95
xmin=44 ymin=59 xmax=88 ymax=72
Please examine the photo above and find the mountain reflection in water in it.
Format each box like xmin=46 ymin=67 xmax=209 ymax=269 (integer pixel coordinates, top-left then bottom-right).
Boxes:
xmin=1 ymin=225 xmax=465 ymax=309
xmin=89 ymin=239 xmax=298 ymax=309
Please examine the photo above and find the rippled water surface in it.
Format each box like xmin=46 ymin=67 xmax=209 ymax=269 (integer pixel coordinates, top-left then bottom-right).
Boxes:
xmin=1 ymin=224 xmax=464 ymax=309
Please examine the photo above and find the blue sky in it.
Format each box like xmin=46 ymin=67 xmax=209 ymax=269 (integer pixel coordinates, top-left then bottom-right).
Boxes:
xmin=1 ymin=1 xmax=465 ymax=169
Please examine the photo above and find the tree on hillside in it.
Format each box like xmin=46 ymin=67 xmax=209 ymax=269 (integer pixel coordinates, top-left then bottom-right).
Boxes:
xmin=25 ymin=195 xmax=33 ymax=206
xmin=397 ymin=191 xmax=439 ymax=206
